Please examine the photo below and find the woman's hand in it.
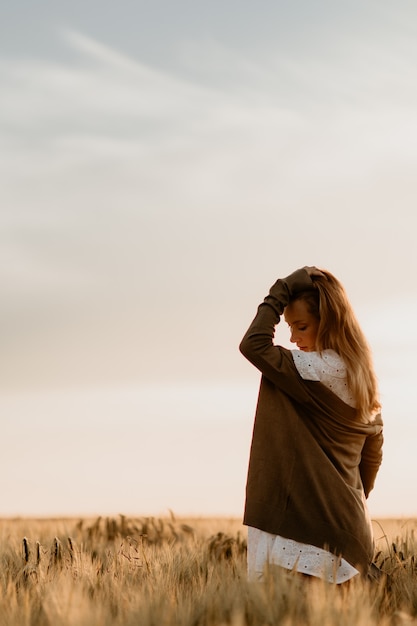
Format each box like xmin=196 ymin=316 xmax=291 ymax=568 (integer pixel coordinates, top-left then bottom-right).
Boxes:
xmin=303 ymin=266 xmax=327 ymax=279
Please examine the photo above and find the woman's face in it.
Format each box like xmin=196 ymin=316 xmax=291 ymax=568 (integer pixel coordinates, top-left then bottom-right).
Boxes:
xmin=284 ymin=299 xmax=320 ymax=352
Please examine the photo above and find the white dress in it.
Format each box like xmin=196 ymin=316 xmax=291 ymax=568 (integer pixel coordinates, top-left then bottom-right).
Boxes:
xmin=247 ymin=349 xmax=360 ymax=584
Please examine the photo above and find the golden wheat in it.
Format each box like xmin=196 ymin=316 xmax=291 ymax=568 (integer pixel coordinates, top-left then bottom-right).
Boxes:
xmin=0 ymin=516 xmax=416 ymax=625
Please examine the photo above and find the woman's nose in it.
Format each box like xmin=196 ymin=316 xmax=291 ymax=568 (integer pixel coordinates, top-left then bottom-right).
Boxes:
xmin=290 ymin=329 xmax=298 ymax=343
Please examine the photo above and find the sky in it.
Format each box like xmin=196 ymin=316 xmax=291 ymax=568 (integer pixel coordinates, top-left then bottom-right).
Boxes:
xmin=1 ymin=0 xmax=417 ymax=519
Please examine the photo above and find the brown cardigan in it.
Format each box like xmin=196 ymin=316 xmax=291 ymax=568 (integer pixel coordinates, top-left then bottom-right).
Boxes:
xmin=240 ymin=269 xmax=383 ymax=573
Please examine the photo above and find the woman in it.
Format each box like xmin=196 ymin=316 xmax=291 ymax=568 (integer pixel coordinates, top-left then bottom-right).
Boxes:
xmin=239 ymin=266 xmax=383 ymax=583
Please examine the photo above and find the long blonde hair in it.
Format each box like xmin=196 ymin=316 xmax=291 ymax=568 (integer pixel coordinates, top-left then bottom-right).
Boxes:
xmin=291 ymin=270 xmax=381 ymax=423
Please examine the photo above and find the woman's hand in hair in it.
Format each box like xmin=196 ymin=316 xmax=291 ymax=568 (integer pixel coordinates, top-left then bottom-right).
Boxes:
xmin=303 ymin=266 xmax=327 ymax=279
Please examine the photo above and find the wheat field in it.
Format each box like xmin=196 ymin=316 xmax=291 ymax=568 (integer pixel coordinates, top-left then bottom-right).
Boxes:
xmin=0 ymin=514 xmax=416 ymax=625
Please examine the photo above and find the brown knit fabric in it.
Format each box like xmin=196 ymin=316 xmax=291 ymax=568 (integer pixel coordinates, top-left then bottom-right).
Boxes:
xmin=240 ymin=269 xmax=383 ymax=573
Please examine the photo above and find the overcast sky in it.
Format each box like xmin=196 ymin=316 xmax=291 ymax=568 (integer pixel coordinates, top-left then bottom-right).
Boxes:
xmin=1 ymin=0 xmax=417 ymax=519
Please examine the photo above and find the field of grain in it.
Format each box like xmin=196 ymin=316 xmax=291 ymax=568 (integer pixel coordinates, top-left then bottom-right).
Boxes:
xmin=0 ymin=515 xmax=417 ymax=625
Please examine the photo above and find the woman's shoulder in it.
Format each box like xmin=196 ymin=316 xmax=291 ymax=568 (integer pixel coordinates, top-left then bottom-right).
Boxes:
xmin=290 ymin=349 xmax=347 ymax=381
xmin=291 ymin=349 xmax=355 ymax=407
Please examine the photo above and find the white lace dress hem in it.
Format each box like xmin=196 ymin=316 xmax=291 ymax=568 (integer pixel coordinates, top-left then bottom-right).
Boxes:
xmin=247 ymin=527 xmax=359 ymax=583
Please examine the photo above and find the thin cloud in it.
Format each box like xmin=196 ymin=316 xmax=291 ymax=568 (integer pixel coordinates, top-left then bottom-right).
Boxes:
xmin=1 ymin=25 xmax=417 ymax=390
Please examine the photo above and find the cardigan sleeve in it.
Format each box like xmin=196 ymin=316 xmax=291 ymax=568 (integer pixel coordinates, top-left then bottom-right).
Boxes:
xmin=260 ymin=268 xmax=314 ymax=317
xmin=359 ymin=422 xmax=384 ymax=498
xmin=239 ymin=268 xmax=316 ymax=393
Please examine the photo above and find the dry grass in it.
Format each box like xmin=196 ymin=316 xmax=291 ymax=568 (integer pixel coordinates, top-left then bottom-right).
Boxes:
xmin=0 ymin=515 xmax=416 ymax=625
